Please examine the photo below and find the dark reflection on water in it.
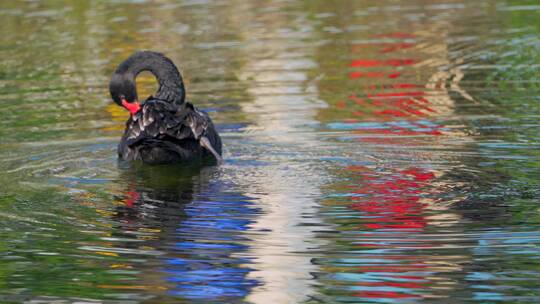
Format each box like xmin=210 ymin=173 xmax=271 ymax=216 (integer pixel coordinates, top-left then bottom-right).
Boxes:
xmin=0 ymin=0 xmax=540 ymax=303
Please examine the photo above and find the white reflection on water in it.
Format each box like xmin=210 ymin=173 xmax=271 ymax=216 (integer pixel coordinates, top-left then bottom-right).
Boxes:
xmin=236 ymin=7 xmax=327 ymax=303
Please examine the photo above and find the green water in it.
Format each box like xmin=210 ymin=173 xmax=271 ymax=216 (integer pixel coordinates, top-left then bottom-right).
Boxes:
xmin=0 ymin=0 xmax=539 ymax=303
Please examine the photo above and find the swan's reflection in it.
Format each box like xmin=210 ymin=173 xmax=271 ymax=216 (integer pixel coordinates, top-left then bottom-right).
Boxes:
xmin=112 ymin=163 xmax=259 ymax=301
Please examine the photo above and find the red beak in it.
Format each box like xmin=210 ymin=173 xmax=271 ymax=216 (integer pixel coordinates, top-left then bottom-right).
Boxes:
xmin=121 ymin=97 xmax=141 ymax=116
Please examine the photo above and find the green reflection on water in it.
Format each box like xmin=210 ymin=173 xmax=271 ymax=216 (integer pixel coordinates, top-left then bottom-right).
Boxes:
xmin=0 ymin=0 xmax=539 ymax=302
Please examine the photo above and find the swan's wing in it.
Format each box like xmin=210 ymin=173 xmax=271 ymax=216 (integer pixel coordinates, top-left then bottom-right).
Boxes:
xmin=184 ymin=106 xmax=223 ymax=163
xmin=184 ymin=105 xmax=211 ymax=139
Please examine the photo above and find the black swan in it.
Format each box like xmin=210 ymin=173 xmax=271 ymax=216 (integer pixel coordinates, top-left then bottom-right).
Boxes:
xmin=109 ymin=51 xmax=222 ymax=165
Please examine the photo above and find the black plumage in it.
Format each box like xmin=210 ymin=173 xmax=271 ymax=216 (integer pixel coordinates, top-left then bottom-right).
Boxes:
xmin=109 ymin=51 xmax=222 ymax=165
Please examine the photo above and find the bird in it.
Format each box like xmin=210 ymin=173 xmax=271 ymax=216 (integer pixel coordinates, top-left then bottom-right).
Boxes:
xmin=109 ymin=51 xmax=223 ymax=165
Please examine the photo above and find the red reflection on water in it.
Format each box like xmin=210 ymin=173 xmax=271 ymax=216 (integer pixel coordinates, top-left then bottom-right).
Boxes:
xmin=359 ymin=282 xmax=424 ymax=288
xmin=349 ymin=71 xmax=387 ymax=79
xmin=345 ymin=32 xmax=442 ymax=121
xmin=124 ymin=190 xmax=139 ymax=208
xmin=350 ymin=59 xmax=415 ymax=67
xmin=336 ymin=30 xmax=449 ymax=301
xmin=342 ymin=165 xmax=435 ymax=299
xmin=354 ymin=291 xmax=421 ymax=299
xmin=350 ymin=167 xmax=433 ymax=230
xmin=368 ymin=91 xmax=424 ymax=98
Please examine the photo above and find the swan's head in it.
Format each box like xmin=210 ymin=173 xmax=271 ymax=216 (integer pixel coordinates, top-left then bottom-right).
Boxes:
xmin=109 ymin=72 xmax=140 ymax=115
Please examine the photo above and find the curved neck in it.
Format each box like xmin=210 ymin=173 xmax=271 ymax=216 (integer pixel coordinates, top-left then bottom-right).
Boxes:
xmin=116 ymin=51 xmax=185 ymax=104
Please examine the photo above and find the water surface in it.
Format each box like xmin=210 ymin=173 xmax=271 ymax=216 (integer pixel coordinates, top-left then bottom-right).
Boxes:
xmin=0 ymin=0 xmax=539 ymax=303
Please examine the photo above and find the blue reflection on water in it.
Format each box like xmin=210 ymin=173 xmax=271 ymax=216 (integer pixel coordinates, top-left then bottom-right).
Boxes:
xmin=162 ymin=181 xmax=260 ymax=300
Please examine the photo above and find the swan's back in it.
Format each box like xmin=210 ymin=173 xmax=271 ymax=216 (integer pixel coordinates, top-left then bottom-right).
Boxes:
xmin=118 ymin=97 xmax=222 ymax=164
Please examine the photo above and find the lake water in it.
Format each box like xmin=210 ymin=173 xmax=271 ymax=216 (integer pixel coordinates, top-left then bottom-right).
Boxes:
xmin=0 ymin=0 xmax=539 ymax=303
